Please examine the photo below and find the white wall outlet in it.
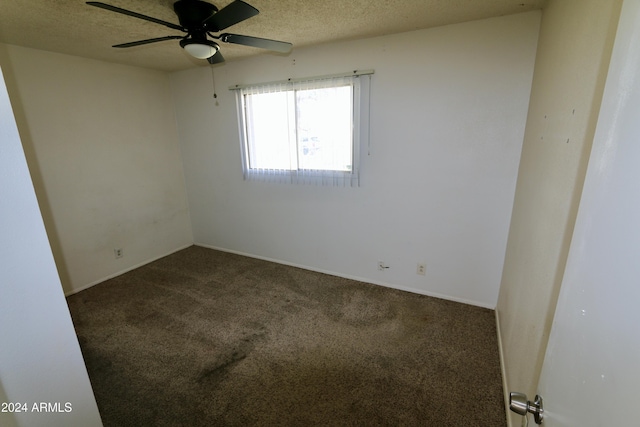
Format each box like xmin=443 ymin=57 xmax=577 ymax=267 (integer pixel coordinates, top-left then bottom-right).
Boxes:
xmin=417 ymin=263 xmax=426 ymax=275
xmin=114 ymin=248 xmax=123 ymax=259
xmin=378 ymin=261 xmax=388 ymax=271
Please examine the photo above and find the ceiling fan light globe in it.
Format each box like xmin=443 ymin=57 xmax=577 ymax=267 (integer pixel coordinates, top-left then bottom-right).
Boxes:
xmin=181 ymin=40 xmax=219 ymax=59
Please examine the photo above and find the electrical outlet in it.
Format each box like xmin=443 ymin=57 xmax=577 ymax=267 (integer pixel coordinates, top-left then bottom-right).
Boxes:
xmin=417 ymin=263 xmax=426 ymax=275
xmin=114 ymin=248 xmax=123 ymax=259
xmin=378 ymin=261 xmax=388 ymax=271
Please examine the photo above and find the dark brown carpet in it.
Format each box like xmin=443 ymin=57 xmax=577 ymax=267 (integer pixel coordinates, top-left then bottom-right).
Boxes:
xmin=66 ymin=245 xmax=506 ymax=426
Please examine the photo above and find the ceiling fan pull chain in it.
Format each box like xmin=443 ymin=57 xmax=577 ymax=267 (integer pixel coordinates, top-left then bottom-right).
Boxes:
xmin=210 ymin=64 xmax=219 ymax=104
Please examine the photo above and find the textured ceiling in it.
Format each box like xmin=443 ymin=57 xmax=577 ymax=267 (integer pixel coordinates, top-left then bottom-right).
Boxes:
xmin=0 ymin=0 xmax=546 ymax=72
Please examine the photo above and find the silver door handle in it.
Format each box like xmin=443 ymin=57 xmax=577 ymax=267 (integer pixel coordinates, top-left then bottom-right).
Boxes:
xmin=509 ymin=392 xmax=544 ymax=424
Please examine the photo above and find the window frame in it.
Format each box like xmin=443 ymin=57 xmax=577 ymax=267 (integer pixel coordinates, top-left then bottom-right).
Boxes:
xmin=233 ymin=72 xmax=372 ymax=186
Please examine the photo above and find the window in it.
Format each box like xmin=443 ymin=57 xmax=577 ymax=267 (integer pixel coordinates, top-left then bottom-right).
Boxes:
xmin=233 ymin=72 xmax=372 ymax=186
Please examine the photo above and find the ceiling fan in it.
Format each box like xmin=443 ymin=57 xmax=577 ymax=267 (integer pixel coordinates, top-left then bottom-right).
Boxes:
xmin=87 ymin=0 xmax=292 ymax=64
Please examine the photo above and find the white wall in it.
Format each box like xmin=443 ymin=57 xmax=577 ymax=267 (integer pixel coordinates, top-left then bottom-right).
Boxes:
xmin=495 ymin=1 xmax=622 ymax=424
xmin=171 ymin=11 xmax=540 ymax=308
xmin=0 ymin=44 xmax=193 ymax=294
xmin=0 ymin=67 xmax=102 ymax=427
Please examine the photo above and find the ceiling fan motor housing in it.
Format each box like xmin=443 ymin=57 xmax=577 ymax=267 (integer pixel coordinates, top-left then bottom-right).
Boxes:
xmin=173 ymin=0 xmax=218 ymax=29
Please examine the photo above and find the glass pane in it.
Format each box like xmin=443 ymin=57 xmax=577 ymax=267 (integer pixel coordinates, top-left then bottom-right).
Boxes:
xmin=245 ymin=91 xmax=295 ymax=170
xmin=296 ymin=85 xmax=352 ymax=172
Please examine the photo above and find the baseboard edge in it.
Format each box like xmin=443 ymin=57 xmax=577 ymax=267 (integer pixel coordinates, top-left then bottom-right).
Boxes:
xmin=194 ymin=242 xmax=495 ymax=309
xmin=63 ymin=243 xmax=194 ymax=297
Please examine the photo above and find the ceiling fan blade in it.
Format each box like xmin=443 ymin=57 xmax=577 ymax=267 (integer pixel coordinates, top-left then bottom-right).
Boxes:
xmin=207 ymin=52 xmax=225 ymax=64
xmin=204 ymin=0 xmax=259 ymax=32
xmin=86 ymin=2 xmax=184 ymax=32
xmin=220 ymin=34 xmax=292 ymax=53
xmin=113 ymin=35 xmax=184 ymax=48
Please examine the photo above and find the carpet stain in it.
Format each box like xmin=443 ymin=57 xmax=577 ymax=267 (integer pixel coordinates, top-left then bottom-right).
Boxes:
xmin=331 ymin=289 xmax=397 ymax=326
xmin=197 ymin=350 xmax=247 ymax=385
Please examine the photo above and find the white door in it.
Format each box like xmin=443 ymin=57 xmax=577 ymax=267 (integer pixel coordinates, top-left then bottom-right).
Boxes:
xmin=533 ymin=0 xmax=640 ymax=425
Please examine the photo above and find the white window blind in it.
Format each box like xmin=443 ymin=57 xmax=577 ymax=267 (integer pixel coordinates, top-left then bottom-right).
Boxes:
xmin=232 ymin=71 xmax=372 ymax=186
